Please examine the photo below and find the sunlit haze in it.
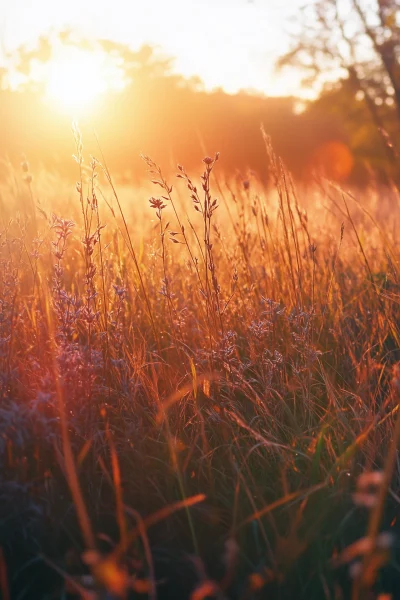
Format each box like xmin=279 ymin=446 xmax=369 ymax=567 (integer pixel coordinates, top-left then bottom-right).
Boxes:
xmin=1 ymin=0 xmax=302 ymax=101
xmin=42 ymin=46 xmax=123 ymax=114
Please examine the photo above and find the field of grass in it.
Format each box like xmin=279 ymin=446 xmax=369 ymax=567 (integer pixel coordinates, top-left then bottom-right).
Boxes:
xmin=1 ymin=134 xmax=400 ymax=599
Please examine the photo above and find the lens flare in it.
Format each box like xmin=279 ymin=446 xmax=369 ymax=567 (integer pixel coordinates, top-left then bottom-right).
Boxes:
xmin=312 ymin=141 xmax=354 ymax=180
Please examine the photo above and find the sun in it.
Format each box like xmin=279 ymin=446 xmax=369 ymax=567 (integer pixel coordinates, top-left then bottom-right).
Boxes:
xmin=44 ymin=46 xmax=121 ymax=115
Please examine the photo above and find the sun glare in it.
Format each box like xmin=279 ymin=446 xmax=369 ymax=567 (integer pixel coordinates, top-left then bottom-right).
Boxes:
xmin=44 ymin=47 xmax=121 ymax=115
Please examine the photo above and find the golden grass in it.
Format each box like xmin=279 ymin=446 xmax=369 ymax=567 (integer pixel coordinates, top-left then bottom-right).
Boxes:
xmin=1 ymin=139 xmax=400 ymax=599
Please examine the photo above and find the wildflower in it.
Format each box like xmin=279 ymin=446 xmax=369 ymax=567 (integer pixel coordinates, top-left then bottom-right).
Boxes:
xmin=113 ymin=284 xmax=127 ymax=298
xmin=148 ymin=196 xmax=166 ymax=213
xmin=352 ymin=471 xmax=384 ymax=508
xmin=149 ymin=196 xmax=166 ymax=209
xmin=357 ymin=471 xmax=384 ymax=489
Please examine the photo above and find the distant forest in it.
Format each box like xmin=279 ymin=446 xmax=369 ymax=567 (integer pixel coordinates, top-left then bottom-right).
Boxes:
xmin=0 ymin=34 xmax=398 ymax=184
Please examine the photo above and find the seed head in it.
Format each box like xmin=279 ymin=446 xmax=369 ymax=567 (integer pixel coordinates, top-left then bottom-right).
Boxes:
xmin=149 ymin=197 xmax=166 ymax=211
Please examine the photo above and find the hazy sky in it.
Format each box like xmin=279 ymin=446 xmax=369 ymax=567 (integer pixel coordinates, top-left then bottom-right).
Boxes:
xmin=0 ymin=0 xmax=303 ymax=95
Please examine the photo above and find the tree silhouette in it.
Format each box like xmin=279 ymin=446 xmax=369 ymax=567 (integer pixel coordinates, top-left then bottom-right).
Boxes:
xmin=278 ymin=0 xmax=400 ymax=138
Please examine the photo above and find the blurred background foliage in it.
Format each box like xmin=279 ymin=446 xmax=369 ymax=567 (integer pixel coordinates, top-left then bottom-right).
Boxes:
xmin=1 ymin=0 xmax=400 ymax=185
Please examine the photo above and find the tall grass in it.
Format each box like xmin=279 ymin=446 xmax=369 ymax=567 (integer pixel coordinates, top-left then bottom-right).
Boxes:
xmin=1 ymin=139 xmax=400 ymax=599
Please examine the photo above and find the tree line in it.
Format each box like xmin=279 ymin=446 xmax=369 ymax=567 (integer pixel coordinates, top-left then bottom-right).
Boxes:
xmin=0 ymin=15 xmax=399 ymax=185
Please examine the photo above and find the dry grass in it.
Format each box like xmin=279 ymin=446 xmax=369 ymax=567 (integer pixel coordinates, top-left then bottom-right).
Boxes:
xmin=1 ymin=137 xmax=400 ymax=599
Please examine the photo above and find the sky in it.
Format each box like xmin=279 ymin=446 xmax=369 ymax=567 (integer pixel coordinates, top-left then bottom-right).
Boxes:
xmin=0 ymin=0 xmax=303 ymax=96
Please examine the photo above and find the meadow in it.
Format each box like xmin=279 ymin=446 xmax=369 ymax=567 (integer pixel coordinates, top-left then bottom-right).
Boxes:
xmin=1 ymin=131 xmax=400 ymax=600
